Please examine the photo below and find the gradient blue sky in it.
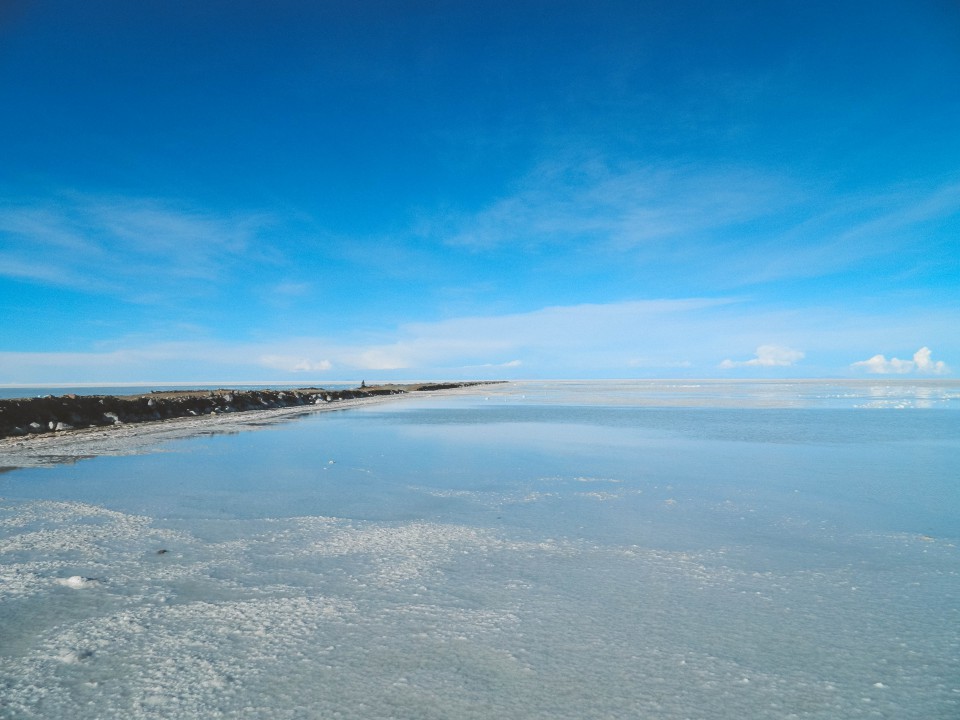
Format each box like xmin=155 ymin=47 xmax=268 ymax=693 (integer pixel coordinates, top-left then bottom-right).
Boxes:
xmin=1 ymin=0 xmax=958 ymax=383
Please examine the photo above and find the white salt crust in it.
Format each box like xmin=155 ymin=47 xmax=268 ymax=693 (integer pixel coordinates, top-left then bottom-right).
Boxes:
xmin=55 ymin=576 xmax=100 ymax=589
xmin=1 ymin=498 xmax=958 ymax=720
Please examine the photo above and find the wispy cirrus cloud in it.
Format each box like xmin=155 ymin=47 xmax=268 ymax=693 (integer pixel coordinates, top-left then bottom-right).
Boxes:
xmin=435 ymin=159 xmax=794 ymax=252
xmin=0 ymin=194 xmax=278 ymax=300
xmin=426 ymin=158 xmax=960 ymax=292
xmin=735 ymin=181 xmax=960 ymax=285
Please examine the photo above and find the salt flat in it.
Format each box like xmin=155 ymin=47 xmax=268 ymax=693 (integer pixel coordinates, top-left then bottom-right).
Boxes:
xmin=1 ymin=380 xmax=958 ymax=719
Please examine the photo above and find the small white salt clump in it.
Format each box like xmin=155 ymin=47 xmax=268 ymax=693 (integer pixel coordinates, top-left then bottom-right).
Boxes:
xmin=56 ymin=576 xmax=99 ymax=589
xmin=56 ymin=649 xmax=93 ymax=664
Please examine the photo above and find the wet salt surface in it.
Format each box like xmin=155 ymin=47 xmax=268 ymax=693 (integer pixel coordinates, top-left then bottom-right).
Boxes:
xmin=1 ymin=381 xmax=959 ymax=719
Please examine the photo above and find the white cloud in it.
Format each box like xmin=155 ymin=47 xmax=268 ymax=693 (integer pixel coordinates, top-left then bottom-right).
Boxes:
xmin=627 ymin=358 xmax=693 ymax=369
xmin=720 ymin=345 xmax=804 ymax=369
xmin=914 ymin=346 xmax=949 ymax=374
xmin=338 ymin=298 xmax=735 ymax=373
xmin=271 ymin=282 xmax=312 ymax=298
xmin=851 ymin=347 xmax=949 ymax=375
xmin=345 ymin=348 xmax=416 ymax=371
xmin=259 ymin=355 xmax=332 ymax=373
xmin=0 ymin=300 xmax=956 ymax=384
xmin=0 ymin=297 xmax=737 ymax=382
xmin=461 ymin=359 xmax=523 ymax=370
xmin=852 ymin=354 xmax=913 ymax=374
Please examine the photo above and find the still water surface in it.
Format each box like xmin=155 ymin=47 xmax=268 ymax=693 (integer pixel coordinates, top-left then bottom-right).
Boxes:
xmin=1 ymin=381 xmax=958 ymax=718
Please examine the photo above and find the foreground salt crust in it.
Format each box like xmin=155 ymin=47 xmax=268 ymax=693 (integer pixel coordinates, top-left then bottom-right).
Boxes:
xmin=2 ymin=497 xmax=957 ymax=719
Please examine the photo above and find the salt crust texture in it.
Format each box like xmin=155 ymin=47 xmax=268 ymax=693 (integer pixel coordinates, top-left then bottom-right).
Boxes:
xmin=1 ymin=498 xmax=958 ymax=719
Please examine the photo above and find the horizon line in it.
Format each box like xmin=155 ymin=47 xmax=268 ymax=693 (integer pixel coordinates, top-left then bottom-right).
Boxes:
xmin=2 ymin=377 xmax=958 ymax=389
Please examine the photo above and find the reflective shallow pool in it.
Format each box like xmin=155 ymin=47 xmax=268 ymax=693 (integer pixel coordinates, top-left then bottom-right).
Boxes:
xmin=1 ymin=381 xmax=958 ymax=719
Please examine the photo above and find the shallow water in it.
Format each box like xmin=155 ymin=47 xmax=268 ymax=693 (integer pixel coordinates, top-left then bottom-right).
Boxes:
xmin=1 ymin=381 xmax=958 ymax=719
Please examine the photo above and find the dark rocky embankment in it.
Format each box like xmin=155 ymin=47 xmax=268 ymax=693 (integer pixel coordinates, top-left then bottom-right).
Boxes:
xmin=0 ymin=382 xmax=497 ymax=440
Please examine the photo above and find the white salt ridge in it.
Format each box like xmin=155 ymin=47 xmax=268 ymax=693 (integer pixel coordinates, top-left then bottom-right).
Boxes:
xmin=575 ymin=490 xmax=621 ymax=500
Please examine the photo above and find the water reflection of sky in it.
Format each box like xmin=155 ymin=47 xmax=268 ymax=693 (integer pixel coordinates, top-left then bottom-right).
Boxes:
xmin=459 ymin=379 xmax=960 ymax=409
xmin=3 ymin=382 xmax=958 ymax=543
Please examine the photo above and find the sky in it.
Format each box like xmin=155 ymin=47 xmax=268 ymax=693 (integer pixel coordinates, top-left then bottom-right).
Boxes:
xmin=1 ymin=0 xmax=958 ymax=383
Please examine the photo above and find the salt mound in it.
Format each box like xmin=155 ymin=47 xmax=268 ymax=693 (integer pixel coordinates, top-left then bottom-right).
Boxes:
xmin=56 ymin=575 xmax=99 ymax=589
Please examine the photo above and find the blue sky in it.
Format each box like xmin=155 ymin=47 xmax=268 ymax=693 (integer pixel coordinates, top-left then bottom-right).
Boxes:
xmin=1 ymin=0 xmax=958 ymax=383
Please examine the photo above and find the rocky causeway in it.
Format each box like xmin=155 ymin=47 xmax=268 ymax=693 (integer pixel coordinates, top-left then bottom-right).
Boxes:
xmin=0 ymin=382 xmax=500 ymax=468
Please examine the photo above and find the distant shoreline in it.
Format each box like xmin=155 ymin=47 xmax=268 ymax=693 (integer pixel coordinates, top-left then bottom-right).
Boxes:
xmin=0 ymin=382 xmax=503 ymax=469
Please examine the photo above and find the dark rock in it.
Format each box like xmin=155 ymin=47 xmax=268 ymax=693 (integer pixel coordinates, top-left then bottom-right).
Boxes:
xmin=0 ymin=383 xmax=501 ymax=440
